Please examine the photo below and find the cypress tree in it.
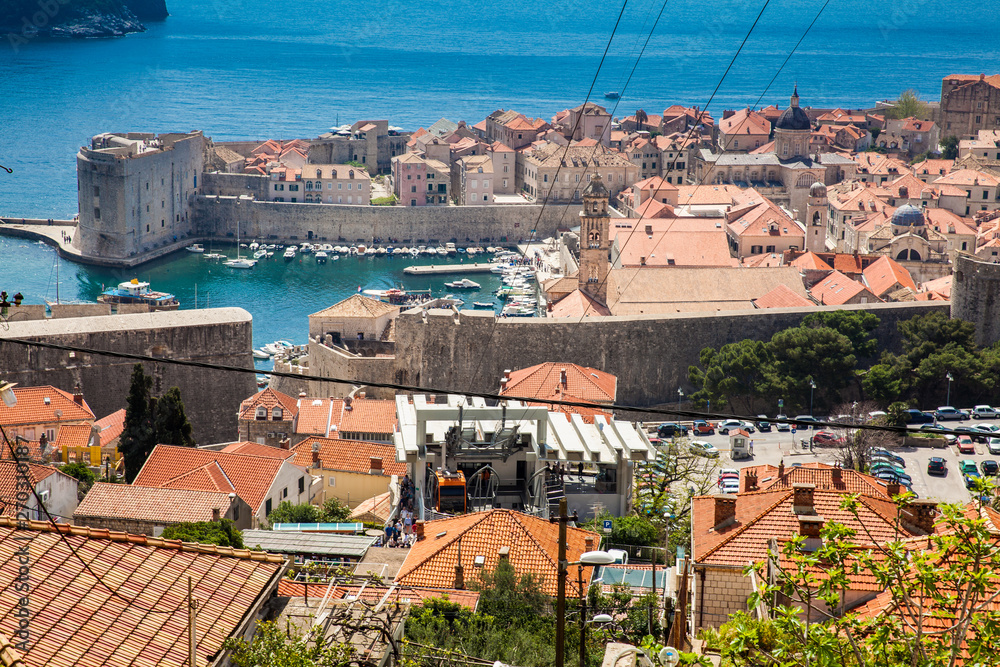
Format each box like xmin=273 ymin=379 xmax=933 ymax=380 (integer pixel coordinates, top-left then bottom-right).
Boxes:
xmin=119 ymin=363 xmax=155 ymax=482
xmin=154 ymin=386 xmax=195 ymax=447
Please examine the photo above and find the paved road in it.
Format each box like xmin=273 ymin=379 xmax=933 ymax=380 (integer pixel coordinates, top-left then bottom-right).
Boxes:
xmin=645 ymin=416 xmax=1000 ymax=504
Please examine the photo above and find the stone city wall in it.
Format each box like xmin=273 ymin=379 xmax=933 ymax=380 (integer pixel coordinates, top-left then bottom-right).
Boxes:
xmin=0 ymin=308 xmax=256 ymax=445
xmin=952 ymin=253 xmax=1000 ymax=347
xmin=391 ymin=302 xmax=950 ymax=407
xmin=270 ymin=341 xmax=396 ymax=400
xmin=191 ymin=196 xmax=581 ymax=245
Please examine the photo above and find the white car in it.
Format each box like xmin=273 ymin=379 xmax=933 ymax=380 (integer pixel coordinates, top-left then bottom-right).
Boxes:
xmin=720 ymin=479 xmax=740 ymax=494
xmin=973 ymin=405 xmax=1000 ymax=419
xmin=989 ymin=437 xmax=1000 ymax=456
xmin=718 ymin=419 xmax=749 ymax=435
xmin=689 ymin=440 xmax=720 ymax=458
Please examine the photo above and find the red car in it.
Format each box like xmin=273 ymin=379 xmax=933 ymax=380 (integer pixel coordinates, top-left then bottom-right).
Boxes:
xmin=957 ymin=436 xmax=976 ymax=454
xmin=812 ymin=431 xmax=847 ymax=446
xmin=692 ymin=420 xmax=716 ymax=435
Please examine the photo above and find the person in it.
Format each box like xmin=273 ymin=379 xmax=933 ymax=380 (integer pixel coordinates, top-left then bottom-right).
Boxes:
xmin=403 ymin=510 xmax=413 ymax=534
xmin=577 ymin=462 xmax=584 ymax=479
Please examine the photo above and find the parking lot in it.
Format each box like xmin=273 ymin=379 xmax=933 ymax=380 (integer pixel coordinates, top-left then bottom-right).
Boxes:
xmin=644 ymin=415 xmax=998 ymax=505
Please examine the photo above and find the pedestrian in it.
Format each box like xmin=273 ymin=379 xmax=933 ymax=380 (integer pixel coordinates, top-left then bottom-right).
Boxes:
xmin=577 ymin=462 xmax=584 ymax=479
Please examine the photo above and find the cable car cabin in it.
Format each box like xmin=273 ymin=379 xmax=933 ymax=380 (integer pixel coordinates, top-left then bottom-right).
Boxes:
xmin=434 ymin=470 xmax=467 ymax=514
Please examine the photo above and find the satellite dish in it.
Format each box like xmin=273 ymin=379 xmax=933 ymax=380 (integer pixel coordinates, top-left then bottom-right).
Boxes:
xmin=659 ymin=647 xmax=679 ymax=667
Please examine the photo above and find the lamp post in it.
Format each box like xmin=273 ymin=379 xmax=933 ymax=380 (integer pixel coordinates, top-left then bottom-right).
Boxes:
xmin=808 ymin=379 xmax=816 ymax=418
xmin=0 ymin=381 xmax=17 ymax=408
xmin=946 ymin=372 xmax=954 ymax=406
xmin=576 ymin=565 xmax=612 ymax=667
xmin=554 ymin=498 xmax=615 ymax=667
xmin=677 ymin=387 xmax=683 ymax=410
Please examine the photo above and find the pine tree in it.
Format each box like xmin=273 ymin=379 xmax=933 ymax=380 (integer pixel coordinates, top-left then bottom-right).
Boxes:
xmin=153 ymin=386 xmax=195 ymax=447
xmin=119 ymin=364 xmax=155 ymax=482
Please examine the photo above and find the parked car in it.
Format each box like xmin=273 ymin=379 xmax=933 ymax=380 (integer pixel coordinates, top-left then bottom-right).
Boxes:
xmin=935 ymin=406 xmax=969 ymax=421
xmin=689 ymin=440 xmax=719 ymax=458
xmin=875 ymin=470 xmax=913 ymax=486
xmin=755 ymin=415 xmax=772 ymax=432
xmin=981 ymin=460 xmax=999 ymax=477
xmin=990 ymin=437 xmax=1000 ymax=455
xmin=657 ymin=422 xmax=689 ymax=438
xmin=954 ymin=426 xmax=989 ymax=443
xmin=775 ymin=415 xmax=791 ymax=432
xmin=740 ymin=420 xmax=757 ymax=433
xmin=718 ymin=419 xmax=748 ymax=435
xmin=903 ymin=408 xmax=936 ymax=424
xmin=963 ymin=465 xmax=982 ymax=489
xmin=972 ymin=405 xmax=1000 ymax=419
xmin=720 ymin=479 xmax=740 ymax=494
xmin=974 ymin=424 xmax=1000 ymax=435
xmin=957 ymin=436 xmax=976 ymax=454
xmin=871 ymin=455 xmax=905 ymax=469
xmin=794 ymin=415 xmax=820 ymax=430
xmin=960 ymin=459 xmax=979 ymax=475
xmin=919 ymin=423 xmax=957 ymax=443
xmin=691 ymin=420 xmax=715 ymax=435
xmin=871 ymin=449 xmax=905 ymax=466
xmin=871 ymin=462 xmax=911 ymax=482
xmin=718 ymin=468 xmax=739 ymax=483
xmin=812 ymin=431 xmax=847 ymax=446
xmin=927 ymin=457 xmax=947 ymax=475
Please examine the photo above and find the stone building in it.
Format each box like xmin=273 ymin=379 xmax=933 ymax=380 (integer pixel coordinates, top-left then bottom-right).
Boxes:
xmin=309 ymin=120 xmax=410 ymax=174
xmin=237 ymin=387 xmax=299 ymax=445
xmin=294 ymin=164 xmax=371 ymax=205
xmin=308 ymin=294 xmax=399 ymax=345
xmin=458 ymin=154 xmax=494 ymax=205
xmin=940 ymin=74 xmax=1000 ymax=140
xmin=75 ymin=131 xmax=204 ymax=260
xmin=519 ymin=143 xmax=637 ymax=202
xmin=73 ymin=483 xmax=252 ymax=534
xmin=578 ymin=173 xmax=612 ymax=304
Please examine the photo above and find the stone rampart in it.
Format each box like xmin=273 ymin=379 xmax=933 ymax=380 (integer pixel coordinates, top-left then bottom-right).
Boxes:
xmin=391 ymin=302 xmax=950 ymax=407
xmin=270 ymin=341 xmax=396 ymax=400
xmin=952 ymin=253 xmax=1000 ymax=346
xmin=191 ymin=196 xmax=581 ymax=245
xmin=0 ymin=308 xmax=256 ymax=444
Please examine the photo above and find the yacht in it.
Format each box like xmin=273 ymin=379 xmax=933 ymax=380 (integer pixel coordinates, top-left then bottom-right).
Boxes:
xmin=283 ymin=247 xmax=297 ymax=261
xmin=444 ymin=278 xmax=481 ymax=290
xmin=224 ymin=257 xmax=256 ymax=269
xmin=253 ymin=249 xmax=267 ymax=260
xmin=315 ymin=250 xmax=328 ymax=264
xmin=445 ymin=242 xmax=457 ymax=256
xmin=185 ymin=243 xmax=205 ymax=253
xmin=99 ymin=279 xmax=179 ymax=310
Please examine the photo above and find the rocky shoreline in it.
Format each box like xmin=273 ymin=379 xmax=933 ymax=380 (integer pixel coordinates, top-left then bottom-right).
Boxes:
xmin=1 ymin=0 xmax=161 ymax=40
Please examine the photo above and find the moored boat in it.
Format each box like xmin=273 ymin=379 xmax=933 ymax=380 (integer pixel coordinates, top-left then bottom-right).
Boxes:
xmin=99 ymin=279 xmax=179 ymax=311
xmin=185 ymin=243 xmax=205 ymax=253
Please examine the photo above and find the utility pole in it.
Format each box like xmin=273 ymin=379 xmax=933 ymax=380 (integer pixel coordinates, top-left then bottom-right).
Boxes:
xmin=556 ymin=498 xmax=568 ymax=667
xmin=188 ymin=576 xmax=199 ymax=667
xmin=674 ymin=556 xmax=689 ymax=650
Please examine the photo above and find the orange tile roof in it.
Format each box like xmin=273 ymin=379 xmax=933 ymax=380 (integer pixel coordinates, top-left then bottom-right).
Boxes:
xmin=727 ymin=199 xmax=804 ymax=239
xmin=289 ymin=437 xmax=406 ymax=477
xmin=502 ymin=362 xmax=616 ymax=404
xmin=133 ymin=445 xmax=293 ymax=513
xmin=73 ymin=482 xmax=239 ymax=524
xmin=810 ymin=270 xmax=876 ymax=305
xmin=329 ymin=397 xmax=398 ymax=437
xmin=0 ymin=517 xmax=283 ymax=667
xmin=295 ymin=397 xmax=333 ymax=435
xmin=740 ymin=463 xmax=890 ymax=497
xmin=276 ymin=581 xmax=481 ymax=610
xmin=789 ymin=251 xmax=834 ymax=271
xmin=53 ymin=423 xmax=95 ymax=449
xmin=742 ymin=252 xmax=784 ymax=268
xmin=753 ymin=284 xmax=815 ymax=309
xmin=0 ymin=385 xmax=93 ymax=427
xmin=547 ymin=289 xmax=612 ymax=318
xmin=863 ymin=255 xmax=916 ymax=297
xmin=309 ymin=294 xmax=399 ymax=319
xmin=719 ymin=108 xmax=770 ymax=137
xmin=934 ymin=168 xmax=1000 ymax=187
xmin=0 ymin=460 xmax=63 ymax=517
xmin=95 ymin=408 xmax=125 ymax=447
xmin=221 ymin=441 xmax=296 ymax=459
xmin=396 ymin=509 xmax=601 ymax=596
xmin=349 ymin=491 xmax=394 ymax=523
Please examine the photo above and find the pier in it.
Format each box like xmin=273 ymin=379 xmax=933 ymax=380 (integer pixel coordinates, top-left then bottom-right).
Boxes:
xmin=403 ymin=262 xmax=497 ymax=275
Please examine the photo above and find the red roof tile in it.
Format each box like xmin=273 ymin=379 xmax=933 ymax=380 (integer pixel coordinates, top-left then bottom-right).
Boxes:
xmin=73 ymin=483 xmax=239 ymax=524
xmin=220 ymin=441 xmax=296 ymax=459
xmin=502 ymin=362 xmax=616 ymax=404
xmin=547 ymin=289 xmax=612 ymax=318
xmin=396 ymin=509 xmax=601 ymax=596
xmin=289 ymin=437 xmax=406 ymax=477
xmin=53 ymin=423 xmax=96 ymax=449
xmin=863 ymin=255 xmax=917 ymax=297
xmin=95 ymin=409 xmax=125 ymax=447
xmin=753 ymin=284 xmax=815 ymax=309
xmin=0 ymin=385 xmax=93 ymax=427
xmin=276 ymin=581 xmax=480 ymax=610
xmin=810 ymin=270 xmax=876 ymax=305
xmin=789 ymin=251 xmax=834 ymax=271
xmin=0 ymin=460 xmax=64 ymax=517
xmin=238 ymin=387 xmax=298 ymax=422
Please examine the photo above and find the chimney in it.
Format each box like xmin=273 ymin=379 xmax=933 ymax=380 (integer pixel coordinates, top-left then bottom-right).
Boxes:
xmin=454 ymin=564 xmax=465 ymax=590
xmin=798 ymin=515 xmax=824 ymax=538
xmin=503 ymin=369 xmax=512 ymax=381
xmin=831 ymin=466 xmax=842 ymax=484
xmin=211 ymin=508 xmax=221 ymax=522
xmin=560 ymin=368 xmax=568 ymax=387
xmin=886 ymin=481 xmax=900 ymax=497
xmin=546 ymin=302 xmax=553 ymax=312
xmin=299 ymin=391 xmax=307 ymax=398
xmin=777 ymin=460 xmax=785 ymax=479
xmin=358 ymin=391 xmax=366 ymax=399
xmin=903 ymin=499 xmax=938 ymax=534
xmin=584 ymin=535 xmax=595 ymax=551
xmin=713 ymin=494 xmax=737 ymax=529
xmin=414 ymin=521 xmax=425 ymax=540
xmin=498 ymin=546 xmax=510 ymax=562
xmin=73 ymin=383 xmax=84 ymax=405
xmin=792 ymin=484 xmax=816 ymax=514
xmin=311 ymin=441 xmax=321 ymax=466
xmin=344 ymin=396 xmax=353 ymax=411
xmin=279 ymin=437 xmax=291 ymax=450
xmin=369 ymin=456 xmax=383 ymax=474
xmin=744 ymin=469 xmax=758 ymax=493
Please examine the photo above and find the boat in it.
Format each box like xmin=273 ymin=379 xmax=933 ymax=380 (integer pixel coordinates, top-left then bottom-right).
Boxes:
xmin=321 ymin=243 xmax=334 ymax=252
xmin=253 ymin=349 xmax=271 ymax=359
xmin=185 ymin=243 xmax=205 ymax=253
xmin=249 ymin=242 xmax=259 ymax=251
xmin=409 ymin=248 xmax=420 ymax=257
xmin=283 ymin=248 xmax=296 ymax=260
xmin=224 ymin=257 xmax=256 ymax=269
xmin=316 ymin=251 xmax=328 ymax=263
xmin=253 ymin=249 xmax=267 ymax=260
xmin=466 ymin=247 xmax=477 ymax=256
xmin=365 ymin=246 xmax=377 ymax=256
xmin=473 ymin=301 xmax=494 ymax=309
xmin=332 ymin=254 xmax=340 ymax=260
xmin=490 ymin=264 xmax=508 ymax=274
xmin=99 ymin=279 xmax=179 ymax=310
xmin=357 ymin=244 xmax=367 ymax=254
xmin=444 ymin=278 xmax=481 ymax=290
xmin=349 ymin=246 xmax=359 ymax=255
xmin=376 ymin=246 xmax=387 ymax=256
xmin=203 ymin=252 xmax=225 ymax=260
xmin=445 ymin=242 xmax=457 ymax=256
xmin=604 ymin=91 xmax=620 ymax=99
xmin=299 ymin=243 xmax=313 ymax=254
xmin=435 ymin=246 xmax=447 ymax=255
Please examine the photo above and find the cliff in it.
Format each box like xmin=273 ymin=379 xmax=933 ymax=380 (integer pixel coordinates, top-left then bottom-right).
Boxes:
xmin=0 ymin=0 xmax=165 ymax=38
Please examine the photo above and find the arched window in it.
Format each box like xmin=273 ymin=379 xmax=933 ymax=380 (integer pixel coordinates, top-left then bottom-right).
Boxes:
xmin=349 ymin=170 xmax=355 ymax=179
xmin=332 ymin=170 xmax=337 ymax=179
xmin=316 ymin=169 xmax=322 ymax=178
xmin=812 ymin=211 xmax=822 ymax=226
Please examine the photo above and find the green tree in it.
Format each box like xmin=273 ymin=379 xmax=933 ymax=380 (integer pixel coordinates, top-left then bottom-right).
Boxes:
xmin=264 ymin=501 xmax=320 ymax=528
xmin=162 ymin=519 xmax=244 ymax=548
xmin=688 ymin=339 xmax=776 ymax=413
xmin=60 ymin=461 xmax=96 ymax=500
xmin=119 ymin=363 xmax=155 ymax=482
xmin=225 ymin=620 xmax=357 ymax=667
xmin=472 ymin=558 xmax=548 ymax=621
xmin=153 ymin=386 xmax=194 ymax=447
xmin=941 ymin=135 xmax=960 ymax=159
xmin=887 ymin=89 xmax=927 ymax=119
xmin=769 ymin=327 xmax=857 ymax=411
xmin=870 ymin=127 xmax=881 ymax=143
xmin=320 ymin=498 xmax=351 ymax=522
xmin=605 ymin=514 xmax=659 ymax=550
xmin=861 ymin=362 xmax=903 ymax=403
xmin=801 ymin=310 xmax=880 ymax=359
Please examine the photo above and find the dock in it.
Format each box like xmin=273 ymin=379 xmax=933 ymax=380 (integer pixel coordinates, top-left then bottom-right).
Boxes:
xmin=403 ymin=263 xmax=497 ymax=275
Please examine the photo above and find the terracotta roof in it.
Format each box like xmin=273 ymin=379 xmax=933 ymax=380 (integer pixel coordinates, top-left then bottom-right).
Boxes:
xmin=920 ymin=274 xmax=952 ymax=298
xmin=73 ymin=482 xmax=238 ymax=524
xmin=611 ymin=224 xmax=738 ymax=268
xmin=396 ymin=509 xmax=601 ymax=595
xmin=502 ymin=362 xmax=616 ymax=404
xmin=276 ymin=581 xmax=480 ymax=610
xmin=727 ymin=199 xmax=804 ymax=239
xmin=740 ymin=463 xmax=890 ymax=497
xmin=133 ymin=445 xmax=293 ymax=513
xmin=293 ymin=396 xmax=398 ymax=438
xmin=0 ymin=460 xmax=63 ymax=517
xmin=742 ymin=252 xmax=784 ymax=268
xmin=52 ymin=423 xmax=95 ymax=449
xmin=547 ymin=289 xmax=612 ymax=318
xmin=810 ymin=270 xmax=877 ymax=305
xmin=309 ymin=294 xmax=399 ymax=319
xmin=753 ymin=284 xmax=815 ymax=309
xmin=934 ymin=168 xmax=1000 ymax=187
xmin=863 ymin=256 xmax=916 ymax=297
xmin=289 ymin=437 xmax=406 ymax=477
xmin=295 ymin=397 xmax=334 ymax=435
xmin=789 ymin=251 xmax=834 ymax=271
xmin=913 ymin=159 xmax=954 ymax=179
xmin=348 ymin=491 xmax=394 ymax=523
xmin=719 ymin=109 xmax=770 ymax=137
xmin=0 ymin=517 xmax=283 ymax=667
xmin=220 ymin=441 xmax=296 ymax=459
xmin=95 ymin=409 xmax=125 ymax=447
xmin=0 ymin=385 xmax=93 ymax=427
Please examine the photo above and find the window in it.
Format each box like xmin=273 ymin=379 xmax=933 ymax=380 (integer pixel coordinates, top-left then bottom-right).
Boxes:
xmin=962 ymin=241 xmax=968 ymax=250
xmin=265 ymin=498 xmax=272 ymax=516
xmin=327 ymin=182 xmax=332 ymax=189
xmin=471 ymin=180 xmax=477 ymax=188
xmin=94 ymin=207 xmax=100 ymax=219
xmin=348 ymin=195 xmax=352 ymax=204
xmin=272 ymin=407 xmax=282 ymax=419
xmin=328 ymin=475 xmax=335 ymax=486
xmin=976 ymin=116 xmax=982 ymax=124
xmin=282 ymin=487 xmax=288 ymax=499
xmin=484 ymin=180 xmax=489 ymax=188
xmin=484 ymin=195 xmax=488 ymax=201
xmin=338 ymin=183 xmax=342 ymax=190
xmin=411 ymin=185 xmax=417 ymax=193
xmin=93 ymin=185 xmax=99 ymax=197
xmin=984 ymin=191 xmax=990 ymax=200
xmin=290 ymin=184 xmax=299 ymax=191
xmin=407 ymin=174 xmax=411 ymax=180
xmin=161 ymin=220 xmax=164 ymax=227
xmin=543 ymin=174 xmax=548 ymax=183
xmin=298 ymin=477 xmax=305 ymax=494
xmin=146 ymin=224 xmax=150 ymax=232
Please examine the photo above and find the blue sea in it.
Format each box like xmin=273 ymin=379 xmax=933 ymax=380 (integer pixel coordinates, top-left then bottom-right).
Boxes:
xmin=0 ymin=0 xmax=997 ymax=348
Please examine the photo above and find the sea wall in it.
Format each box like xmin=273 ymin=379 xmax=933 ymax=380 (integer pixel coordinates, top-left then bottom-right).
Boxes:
xmin=191 ymin=195 xmax=581 ymax=245
xmin=391 ymin=302 xmax=950 ymax=407
xmin=0 ymin=308 xmax=256 ymax=444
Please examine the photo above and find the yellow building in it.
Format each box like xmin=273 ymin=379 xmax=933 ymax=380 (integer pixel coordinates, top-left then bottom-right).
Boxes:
xmin=289 ymin=436 xmax=406 ymax=508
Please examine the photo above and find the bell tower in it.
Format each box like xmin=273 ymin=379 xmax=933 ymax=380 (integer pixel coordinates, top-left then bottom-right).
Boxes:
xmin=806 ymin=181 xmax=828 ymax=253
xmin=578 ymin=173 xmax=611 ymax=304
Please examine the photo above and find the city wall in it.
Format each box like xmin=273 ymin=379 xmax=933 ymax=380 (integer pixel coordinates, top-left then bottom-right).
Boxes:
xmin=391 ymin=302 xmax=951 ymax=408
xmin=0 ymin=308 xmax=256 ymax=444
xmin=191 ymin=196 xmax=581 ymax=244
xmin=952 ymin=253 xmax=1000 ymax=347
xmin=271 ymin=341 xmax=396 ymax=400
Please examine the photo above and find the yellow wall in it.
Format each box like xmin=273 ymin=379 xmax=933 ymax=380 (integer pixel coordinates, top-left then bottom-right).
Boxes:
xmin=310 ymin=468 xmax=395 ymax=508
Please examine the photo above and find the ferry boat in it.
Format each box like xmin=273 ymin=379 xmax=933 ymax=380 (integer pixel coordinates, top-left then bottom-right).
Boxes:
xmin=604 ymin=91 xmax=620 ymax=99
xmin=99 ymin=279 xmax=179 ymax=311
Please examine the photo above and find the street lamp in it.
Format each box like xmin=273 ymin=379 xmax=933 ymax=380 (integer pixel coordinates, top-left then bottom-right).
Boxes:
xmin=555 ymin=498 xmax=616 ymax=667
xmin=677 ymin=387 xmax=683 ymax=410
xmin=946 ymin=372 xmax=954 ymax=405
xmin=808 ymin=379 xmax=817 ymax=418
xmin=578 ymin=604 xmax=613 ymax=667
xmin=0 ymin=381 xmax=17 ymax=408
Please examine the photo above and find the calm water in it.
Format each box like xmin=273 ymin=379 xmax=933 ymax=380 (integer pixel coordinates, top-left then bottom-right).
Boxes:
xmin=0 ymin=0 xmax=997 ymax=345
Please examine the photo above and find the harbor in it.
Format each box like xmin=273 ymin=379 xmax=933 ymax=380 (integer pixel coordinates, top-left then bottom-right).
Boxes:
xmin=403 ymin=263 xmax=497 ymax=275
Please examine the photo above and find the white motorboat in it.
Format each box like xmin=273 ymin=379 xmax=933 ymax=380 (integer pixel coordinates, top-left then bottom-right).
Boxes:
xmin=444 ymin=278 xmax=481 ymax=290
xmin=349 ymin=246 xmax=359 ymax=255
xmin=316 ymin=251 xmax=328 ymax=263
xmin=249 ymin=242 xmax=259 ymax=251
xmin=185 ymin=243 xmax=205 ymax=253
xmin=332 ymin=254 xmax=340 ymax=260
xmin=357 ymin=244 xmax=367 ymax=254
xmin=299 ymin=243 xmax=313 ymax=254
xmin=224 ymin=257 xmax=256 ymax=269
xmin=203 ymin=252 xmax=225 ymax=260
xmin=409 ymin=248 xmax=420 ymax=257
xmin=365 ymin=246 xmax=377 ymax=256
xmin=321 ymin=243 xmax=334 ymax=252
xmin=466 ymin=247 xmax=478 ymax=256
xmin=283 ymin=248 xmax=297 ymax=260
xmin=253 ymin=349 xmax=271 ymax=359
xmin=445 ymin=242 xmax=457 ymax=256
xmin=253 ymin=249 xmax=267 ymax=259
xmin=376 ymin=246 xmax=387 ymax=255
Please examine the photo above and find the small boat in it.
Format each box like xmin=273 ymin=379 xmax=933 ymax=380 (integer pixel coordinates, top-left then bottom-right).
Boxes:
xmin=365 ymin=246 xmax=377 ymax=256
xmin=203 ymin=252 xmax=225 ymax=260
xmin=357 ymin=244 xmax=367 ymax=254
xmin=249 ymin=242 xmax=259 ymax=251
xmin=376 ymin=246 xmax=387 ymax=256
xmin=473 ymin=301 xmax=494 ymax=309
xmin=444 ymin=278 xmax=481 ymax=290
xmin=445 ymin=242 xmax=457 ymax=256
xmin=266 ymin=251 xmax=274 ymax=258
xmin=253 ymin=349 xmax=271 ymax=359
xmin=604 ymin=91 xmax=620 ymax=99
xmin=185 ymin=243 xmax=205 ymax=253
xmin=316 ymin=251 xmax=328 ymax=263
xmin=253 ymin=249 xmax=267 ymax=259
xmin=299 ymin=243 xmax=313 ymax=254
xmin=435 ymin=246 xmax=447 ymax=255
xmin=283 ymin=248 xmax=297 ymax=260
xmin=321 ymin=243 xmax=334 ymax=252
xmin=349 ymin=246 xmax=359 ymax=255
xmin=490 ymin=265 xmax=507 ymax=274
xmin=224 ymin=257 xmax=256 ymax=269
xmin=332 ymin=254 xmax=340 ymax=260
xmin=99 ymin=279 xmax=179 ymax=310
xmin=466 ymin=247 xmax=478 ymax=256
xmin=409 ymin=248 xmax=419 ymax=257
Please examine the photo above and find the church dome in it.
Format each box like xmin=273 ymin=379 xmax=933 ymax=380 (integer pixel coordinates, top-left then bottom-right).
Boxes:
xmin=809 ymin=182 xmax=827 ymax=197
xmin=582 ymin=173 xmax=609 ymax=198
xmin=892 ymin=204 xmax=925 ymax=227
xmin=775 ymin=85 xmax=811 ymax=131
